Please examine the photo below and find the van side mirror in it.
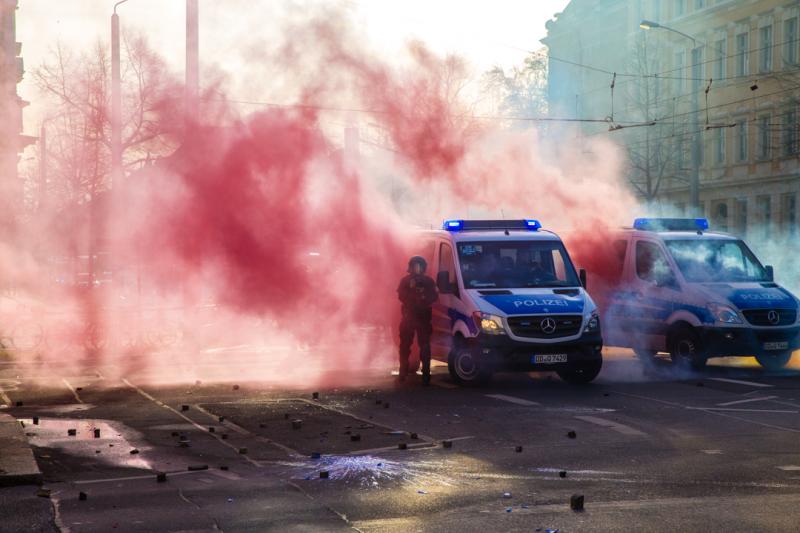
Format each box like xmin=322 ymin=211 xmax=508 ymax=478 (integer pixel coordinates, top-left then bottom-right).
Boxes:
xmin=765 ymin=265 xmax=774 ymax=282
xmin=579 ymin=268 xmax=587 ymax=289
xmin=436 ymin=271 xmax=452 ymax=294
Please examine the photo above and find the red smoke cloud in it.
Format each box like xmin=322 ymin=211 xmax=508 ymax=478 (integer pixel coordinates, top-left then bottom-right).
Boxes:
xmin=3 ymin=8 xmax=638 ymax=385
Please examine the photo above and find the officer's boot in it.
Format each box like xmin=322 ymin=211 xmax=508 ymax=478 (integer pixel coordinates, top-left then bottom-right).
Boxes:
xmin=421 ymin=359 xmax=431 ymax=386
xmin=397 ymin=359 xmax=409 ymax=383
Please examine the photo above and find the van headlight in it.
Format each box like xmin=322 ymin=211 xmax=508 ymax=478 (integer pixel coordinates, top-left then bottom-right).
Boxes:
xmin=473 ymin=312 xmax=507 ymax=335
xmin=584 ymin=311 xmax=600 ymax=333
xmin=708 ymin=302 xmax=742 ymax=324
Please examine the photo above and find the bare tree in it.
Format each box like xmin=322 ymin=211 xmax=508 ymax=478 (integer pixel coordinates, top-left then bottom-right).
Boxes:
xmin=622 ymin=34 xmax=684 ymax=201
xmin=33 ymin=34 xmax=181 ymax=212
xmin=481 ymin=51 xmax=548 ymax=123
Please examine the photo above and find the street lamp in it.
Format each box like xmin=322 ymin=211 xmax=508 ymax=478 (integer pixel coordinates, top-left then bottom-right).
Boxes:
xmin=640 ymin=19 xmax=702 ymax=215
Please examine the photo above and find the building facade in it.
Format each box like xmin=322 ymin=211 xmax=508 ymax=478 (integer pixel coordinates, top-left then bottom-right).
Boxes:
xmin=0 ymin=0 xmax=32 ymax=220
xmin=543 ymin=0 xmax=800 ymax=239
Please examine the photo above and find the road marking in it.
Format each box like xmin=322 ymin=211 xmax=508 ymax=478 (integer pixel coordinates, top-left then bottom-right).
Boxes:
xmin=62 ymin=378 xmax=84 ymax=404
xmin=485 ymin=394 xmax=540 ymax=406
xmin=777 ymin=465 xmax=800 ymax=471
xmin=709 ymin=378 xmax=774 ymax=388
xmin=717 ymin=396 xmax=778 ymax=407
xmin=0 ymin=382 xmax=11 ymax=407
xmin=122 ymin=379 xmax=263 ymax=467
xmin=574 ymin=415 xmax=646 ymax=436
xmin=687 ymin=407 xmax=798 ymax=414
xmin=192 ymin=404 xmax=301 ymax=456
xmin=74 ymin=468 xmax=218 ymax=485
xmin=702 ymin=449 xmax=723 ymax=455
xmin=596 ymin=390 xmax=800 ymax=434
xmin=49 ymin=490 xmax=70 ymax=533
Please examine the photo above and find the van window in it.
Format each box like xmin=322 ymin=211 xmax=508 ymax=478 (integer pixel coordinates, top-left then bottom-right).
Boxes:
xmin=439 ymin=242 xmax=456 ymax=283
xmin=636 ymin=241 xmax=673 ymax=284
xmin=456 ymin=240 xmax=580 ymax=289
xmin=664 ymin=238 xmax=768 ymax=282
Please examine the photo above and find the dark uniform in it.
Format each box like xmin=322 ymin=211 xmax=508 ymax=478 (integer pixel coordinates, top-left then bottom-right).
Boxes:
xmin=397 ymin=256 xmax=438 ymax=384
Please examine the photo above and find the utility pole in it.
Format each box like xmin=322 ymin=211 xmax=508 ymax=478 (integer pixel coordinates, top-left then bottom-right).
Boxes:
xmin=111 ymin=1 xmax=128 ymax=190
xmin=186 ymin=0 xmax=199 ymax=122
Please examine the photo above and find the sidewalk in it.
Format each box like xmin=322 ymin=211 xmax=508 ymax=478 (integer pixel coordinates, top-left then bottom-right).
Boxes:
xmin=0 ymin=412 xmax=43 ymax=487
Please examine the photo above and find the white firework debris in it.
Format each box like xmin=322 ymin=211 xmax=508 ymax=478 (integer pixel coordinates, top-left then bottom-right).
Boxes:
xmin=281 ymin=455 xmax=455 ymax=489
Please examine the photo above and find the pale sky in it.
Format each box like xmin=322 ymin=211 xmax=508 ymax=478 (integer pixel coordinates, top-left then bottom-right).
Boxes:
xmin=16 ymin=0 xmax=570 ymax=132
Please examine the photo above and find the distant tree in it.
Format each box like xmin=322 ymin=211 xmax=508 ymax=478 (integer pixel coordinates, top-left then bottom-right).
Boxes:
xmin=481 ymin=51 xmax=548 ymax=122
xmin=622 ymin=34 xmax=684 ymax=201
xmin=33 ymin=34 xmax=181 ymax=211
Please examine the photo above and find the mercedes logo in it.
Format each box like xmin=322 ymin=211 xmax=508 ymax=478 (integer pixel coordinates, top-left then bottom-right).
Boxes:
xmin=767 ymin=310 xmax=780 ymax=325
xmin=540 ymin=317 xmax=557 ymax=334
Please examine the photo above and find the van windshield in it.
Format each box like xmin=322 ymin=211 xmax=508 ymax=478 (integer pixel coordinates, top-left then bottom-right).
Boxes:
xmin=664 ymin=238 xmax=769 ymax=282
xmin=457 ymin=241 xmax=580 ymax=289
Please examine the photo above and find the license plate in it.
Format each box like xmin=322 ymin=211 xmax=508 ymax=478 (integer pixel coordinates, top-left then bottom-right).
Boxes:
xmin=533 ymin=354 xmax=568 ymax=364
xmin=763 ymin=341 xmax=789 ymax=351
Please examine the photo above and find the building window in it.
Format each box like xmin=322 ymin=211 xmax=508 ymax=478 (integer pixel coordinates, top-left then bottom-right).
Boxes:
xmin=714 ymin=202 xmax=729 ymax=231
xmin=736 ymin=32 xmax=749 ymax=76
xmin=737 ymin=120 xmax=748 ymax=161
xmin=757 ymin=114 xmax=771 ymax=160
xmin=785 ymin=18 xmax=798 ymax=65
xmin=675 ymin=0 xmax=686 ymax=17
xmin=695 ymin=0 xmax=705 ymax=9
xmin=713 ymin=38 xmax=726 ymax=79
xmin=782 ymin=193 xmax=797 ymax=236
xmin=735 ymin=198 xmax=748 ymax=236
xmin=691 ymin=47 xmax=703 ymax=88
xmin=756 ymin=195 xmax=771 ymax=238
xmin=785 ymin=110 xmax=798 ymax=156
xmin=715 ymin=127 xmax=726 ymax=164
xmin=760 ymin=25 xmax=773 ymax=73
xmin=674 ymin=51 xmax=686 ymax=92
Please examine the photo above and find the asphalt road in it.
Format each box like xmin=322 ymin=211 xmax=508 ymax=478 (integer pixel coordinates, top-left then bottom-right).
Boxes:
xmin=3 ymin=348 xmax=800 ymax=532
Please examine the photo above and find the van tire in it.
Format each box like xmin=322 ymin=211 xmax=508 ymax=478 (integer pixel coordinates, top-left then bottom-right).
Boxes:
xmin=448 ymin=339 xmax=491 ymax=385
xmin=669 ymin=327 xmax=707 ymax=370
xmin=557 ymin=360 xmax=602 ymax=385
xmin=755 ymin=351 xmax=793 ymax=371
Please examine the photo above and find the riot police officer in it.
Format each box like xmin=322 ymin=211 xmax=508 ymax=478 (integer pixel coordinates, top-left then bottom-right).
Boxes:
xmin=397 ymin=256 xmax=438 ymax=385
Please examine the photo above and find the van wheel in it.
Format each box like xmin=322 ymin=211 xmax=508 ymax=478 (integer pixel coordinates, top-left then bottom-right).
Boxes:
xmin=557 ymin=360 xmax=602 ymax=385
xmin=755 ymin=351 xmax=793 ymax=371
xmin=669 ymin=327 xmax=707 ymax=370
xmin=448 ymin=340 xmax=491 ymax=385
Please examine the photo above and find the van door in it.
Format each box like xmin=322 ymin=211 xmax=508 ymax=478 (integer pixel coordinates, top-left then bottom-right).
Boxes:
xmin=628 ymin=239 xmax=680 ymax=351
xmin=603 ymin=238 xmax=632 ymax=346
xmin=431 ymin=241 xmax=458 ymax=359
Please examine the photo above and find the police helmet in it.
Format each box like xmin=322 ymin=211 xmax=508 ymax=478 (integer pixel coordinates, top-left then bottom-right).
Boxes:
xmin=407 ymin=255 xmax=427 ymax=273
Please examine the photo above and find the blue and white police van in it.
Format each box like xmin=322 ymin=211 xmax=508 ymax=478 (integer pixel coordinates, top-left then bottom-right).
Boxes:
xmin=414 ymin=219 xmax=603 ymax=385
xmin=600 ymin=218 xmax=800 ymax=370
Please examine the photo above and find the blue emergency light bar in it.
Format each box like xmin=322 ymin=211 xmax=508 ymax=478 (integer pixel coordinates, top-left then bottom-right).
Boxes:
xmin=442 ymin=219 xmax=542 ymax=232
xmin=633 ymin=218 xmax=709 ymax=232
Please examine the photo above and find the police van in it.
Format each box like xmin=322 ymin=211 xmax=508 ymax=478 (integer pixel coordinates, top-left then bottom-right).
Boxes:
xmin=599 ymin=218 xmax=800 ymax=370
xmin=414 ymin=219 xmax=603 ymax=385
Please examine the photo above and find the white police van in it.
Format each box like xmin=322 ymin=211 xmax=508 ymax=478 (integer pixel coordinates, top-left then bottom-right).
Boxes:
xmin=600 ymin=218 xmax=800 ymax=370
xmin=415 ymin=219 xmax=603 ymax=385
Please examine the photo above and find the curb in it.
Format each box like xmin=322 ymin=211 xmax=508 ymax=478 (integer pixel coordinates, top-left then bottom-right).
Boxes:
xmin=0 ymin=413 xmax=43 ymax=487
